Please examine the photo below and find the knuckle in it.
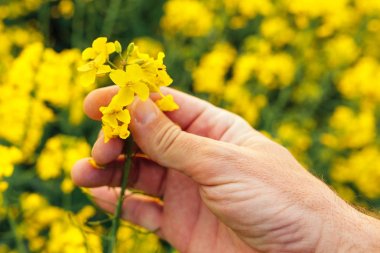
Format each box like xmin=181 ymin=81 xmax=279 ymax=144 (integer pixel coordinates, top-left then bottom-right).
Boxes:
xmin=154 ymin=123 xmax=182 ymax=156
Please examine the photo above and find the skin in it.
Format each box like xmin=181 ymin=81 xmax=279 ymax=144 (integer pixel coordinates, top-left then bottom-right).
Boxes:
xmin=72 ymin=87 xmax=380 ymax=253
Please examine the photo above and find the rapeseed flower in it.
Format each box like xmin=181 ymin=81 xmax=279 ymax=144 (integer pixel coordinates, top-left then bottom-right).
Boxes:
xmin=80 ymin=38 xmax=178 ymax=143
xmin=0 ymin=145 xmax=22 ymax=192
xmin=161 ymin=0 xmax=213 ymax=37
xmin=110 ymin=67 xmax=149 ymax=101
xmin=36 ymin=135 xmax=90 ymax=193
xmin=77 ymin=37 xmax=116 ymax=85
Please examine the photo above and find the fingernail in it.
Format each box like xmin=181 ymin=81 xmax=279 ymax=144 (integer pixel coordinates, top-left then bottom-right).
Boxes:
xmin=133 ymin=99 xmax=158 ymax=125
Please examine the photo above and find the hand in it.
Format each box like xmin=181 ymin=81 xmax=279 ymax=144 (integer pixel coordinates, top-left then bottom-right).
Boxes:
xmin=72 ymin=87 xmax=380 ymax=253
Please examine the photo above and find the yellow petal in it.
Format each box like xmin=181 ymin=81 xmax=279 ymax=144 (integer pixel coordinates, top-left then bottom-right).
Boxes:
xmin=106 ymin=42 xmax=116 ymax=54
xmin=156 ymin=52 xmax=165 ymax=64
xmin=102 ymin=114 xmax=118 ymax=128
xmin=77 ymin=62 xmax=94 ymax=72
xmin=133 ymin=82 xmax=149 ymax=101
xmin=107 ymin=95 xmax=125 ymax=110
xmin=147 ymin=82 xmax=160 ymax=92
xmin=116 ymin=109 xmax=131 ymax=124
xmin=82 ymin=48 xmax=96 ymax=60
xmin=94 ymin=54 xmax=106 ymax=66
xmin=100 ymin=105 xmax=113 ymax=115
xmin=3 ymin=164 xmax=14 ymax=177
xmin=156 ymin=95 xmax=179 ymax=111
xmin=0 ymin=182 xmax=8 ymax=191
xmin=118 ymin=124 xmax=130 ymax=139
xmin=158 ymin=70 xmax=173 ymax=86
xmin=102 ymin=125 xmax=114 ymax=143
xmin=110 ymin=70 xmax=128 ymax=87
xmin=79 ymin=69 xmax=97 ymax=86
xmin=92 ymin=37 xmax=107 ymax=52
xmin=116 ymin=87 xmax=134 ymax=106
xmin=96 ymin=65 xmax=111 ymax=75
xmin=125 ymin=64 xmax=143 ymax=83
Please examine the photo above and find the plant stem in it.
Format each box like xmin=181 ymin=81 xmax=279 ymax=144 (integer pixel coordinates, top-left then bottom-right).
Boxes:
xmin=107 ymin=59 xmax=119 ymax=69
xmin=107 ymin=138 xmax=134 ymax=253
xmin=101 ymin=0 xmax=123 ymax=37
xmin=7 ymin=207 xmax=27 ymax=253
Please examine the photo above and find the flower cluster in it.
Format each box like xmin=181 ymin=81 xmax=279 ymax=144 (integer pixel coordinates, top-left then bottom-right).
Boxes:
xmin=79 ymin=37 xmax=179 ymax=143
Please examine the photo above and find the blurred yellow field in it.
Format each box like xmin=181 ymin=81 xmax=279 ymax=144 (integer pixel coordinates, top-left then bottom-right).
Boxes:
xmin=0 ymin=0 xmax=379 ymax=252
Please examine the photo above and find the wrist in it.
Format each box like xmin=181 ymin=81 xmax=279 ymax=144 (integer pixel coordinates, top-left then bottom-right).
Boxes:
xmin=317 ymin=202 xmax=380 ymax=253
xmin=346 ymin=212 xmax=380 ymax=252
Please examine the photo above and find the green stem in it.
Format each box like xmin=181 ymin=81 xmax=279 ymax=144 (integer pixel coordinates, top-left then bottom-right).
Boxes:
xmin=107 ymin=59 xmax=119 ymax=69
xmin=107 ymin=138 xmax=134 ymax=253
xmin=7 ymin=207 xmax=27 ymax=253
xmin=101 ymin=0 xmax=123 ymax=37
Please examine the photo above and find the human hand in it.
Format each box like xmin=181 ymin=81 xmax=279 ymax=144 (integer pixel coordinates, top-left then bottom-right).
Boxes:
xmin=72 ymin=87 xmax=380 ymax=253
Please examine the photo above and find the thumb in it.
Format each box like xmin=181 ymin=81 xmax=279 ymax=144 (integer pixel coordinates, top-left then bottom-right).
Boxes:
xmin=129 ymin=98 xmax=241 ymax=181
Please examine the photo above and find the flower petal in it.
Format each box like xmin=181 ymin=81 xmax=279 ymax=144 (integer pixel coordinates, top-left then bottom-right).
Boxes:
xmin=94 ymin=54 xmax=106 ymax=66
xmin=133 ymin=82 xmax=150 ymax=101
xmin=116 ymin=109 xmax=131 ymax=124
xmin=79 ymin=69 xmax=97 ymax=86
xmin=158 ymin=70 xmax=173 ymax=86
xmin=102 ymin=125 xmax=114 ymax=143
xmin=110 ymin=70 xmax=128 ymax=87
xmin=102 ymin=113 xmax=118 ymax=128
xmin=125 ymin=64 xmax=143 ymax=83
xmin=106 ymin=42 xmax=116 ymax=54
xmin=156 ymin=94 xmax=179 ymax=111
xmin=92 ymin=37 xmax=107 ymax=52
xmin=156 ymin=52 xmax=165 ymax=64
xmin=118 ymin=124 xmax=130 ymax=139
xmin=96 ymin=65 xmax=112 ymax=75
xmin=77 ymin=62 xmax=94 ymax=72
xmin=116 ymin=87 xmax=134 ymax=106
xmin=82 ymin=48 xmax=96 ymax=60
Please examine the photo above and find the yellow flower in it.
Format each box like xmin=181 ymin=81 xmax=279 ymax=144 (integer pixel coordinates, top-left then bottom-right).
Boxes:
xmin=193 ymin=43 xmax=236 ymax=94
xmin=81 ymin=37 xmax=115 ymax=61
xmin=127 ymin=46 xmax=173 ymax=90
xmin=80 ymin=40 xmax=179 ymax=143
xmin=110 ymin=66 xmax=149 ymax=101
xmin=36 ymin=135 xmax=90 ymax=193
xmin=331 ymin=146 xmax=380 ymax=199
xmin=0 ymin=145 xmax=22 ymax=179
xmin=77 ymin=37 xmax=116 ymax=85
xmin=153 ymin=52 xmax=174 ymax=87
xmin=156 ymin=94 xmax=179 ymax=111
xmin=77 ymin=55 xmax=112 ymax=86
xmin=100 ymin=103 xmax=132 ymax=142
xmin=134 ymin=37 xmax=163 ymax=58
xmin=321 ymin=106 xmax=376 ymax=149
xmin=161 ymin=0 xmax=213 ymax=37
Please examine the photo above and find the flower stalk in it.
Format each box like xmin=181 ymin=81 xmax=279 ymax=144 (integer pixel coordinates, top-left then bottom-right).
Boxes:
xmin=107 ymin=137 xmax=134 ymax=253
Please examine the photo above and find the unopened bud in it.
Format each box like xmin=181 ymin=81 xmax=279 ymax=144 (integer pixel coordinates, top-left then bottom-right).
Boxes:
xmin=115 ymin=40 xmax=122 ymax=54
